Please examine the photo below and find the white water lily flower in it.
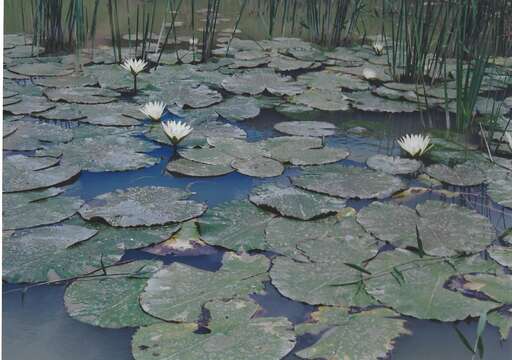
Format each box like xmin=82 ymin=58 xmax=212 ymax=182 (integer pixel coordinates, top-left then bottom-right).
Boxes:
xmin=120 ymin=58 xmax=147 ymax=75
xmin=505 ymin=132 xmax=512 ymax=151
xmin=397 ymin=134 xmax=433 ymax=158
xmin=372 ymin=41 xmax=384 ymax=56
xmin=162 ymin=120 xmax=193 ymax=145
xmin=362 ymin=67 xmax=378 ymax=80
xmin=140 ymin=101 xmax=166 ymax=121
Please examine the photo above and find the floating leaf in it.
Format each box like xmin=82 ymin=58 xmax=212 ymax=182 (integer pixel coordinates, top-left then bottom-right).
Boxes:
xmin=64 ymin=260 xmax=163 ymax=328
xmin=79 ymin=186 xmax=207 ymax=227
xmin=249 ymin=184 xmax=346 ymax=220
xmin=4 ymin=95 xmax=56 ymax=115
xmin=295 ymin=307 xmax=410 ymax=360
xmin=231 ymin=156 xmax=284 ymax=178
xmin=44 ymin=87 xmax=119 ymax=104
xmin=198 ymin=200 xmax=275 ymax=252
xmin=488 ymin=309 xmax=512 ymax=340
xmin=164 ymin=83 xmax=223 ymax=108
xmin=221 ymin=69 xmax=304 ymax=96
xmin=9 ymin=62 xmax=74 ymax=77
xmin=461 ymin=274 xmax=512 ymax=304
xmin=425 ymin=163 xmax=487 ymax=187
xmin=291 ymin=88 xmax=351 ymax=111
xmin=292 ymin=165 xmax=406 ymax=199
xmin=274 ymin=121 xmax=336 ymax=137
xmin=366 ymin=154 xmax=422 ymax=175
xmin=132 ymin=299 xmax=295 ymax=360
xmin=167 ymin=158 xmax=234 ymax=177
xmin=140 ymin=253 xmax=268 ymax=322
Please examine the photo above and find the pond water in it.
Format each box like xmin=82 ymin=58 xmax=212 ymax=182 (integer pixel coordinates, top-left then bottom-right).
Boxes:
xmin=3 ymin=107 xmax=512 ymax=359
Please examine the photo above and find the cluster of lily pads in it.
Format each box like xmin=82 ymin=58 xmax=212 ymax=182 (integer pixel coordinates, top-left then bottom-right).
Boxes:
xmin=3 ymin=31 xmax=512 ymax=359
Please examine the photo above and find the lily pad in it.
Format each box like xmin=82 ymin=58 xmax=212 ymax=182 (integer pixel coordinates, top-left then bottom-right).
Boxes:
xmin=357 ymin=201 xmax=419 ymax=248
xmin=291 ymin=88 xmax=351 ymax=111
xmin=165 ymin=83 xmax=223 ymax=108
xmin=282 ymin=147 xmax=349 ymax=166
xmin=9 ymin=62 xmax=74 ymax=77
xmin=269 ymin=55 xmax=317 ymax=72
xmin=79 ymin=186 xmax=207 ymax=227
xmin=231 ymin=156 xmax=284 ymax=178
xmin=365 ymin=249 xmax=500 ymax=321
xmin=36 ymin=103 xmax=87 ymax=121
xmin=64 ymin=260 xmax=163 ymax=328
xmin=167 ymin=158 xmax=234 ymax=177
xmin=295 ymin=307 xmax=409 ymax=360
xmin=179 ymin=147 xmax=235 ymax=166
xmin=4 ymin=193 xmax=83 ymax=230
xmin=132 ymin=298 xmax=295 ymax=360
xmin=274 ymin=121 xmax=336 ymax=137
xmin=270 ymin=217 xmax=380 ymax=307
xmin=44 ymin=87 xmax=119 ymax=104
xmin=143 ymin=221 xmax=207 ymax=256
xmin=292 ymin=165 xmax=407 ymax=199
xmin=221 ymin=69 xmax=304 ymax=96
xmin=416 ymin=200 xmax=495 ymax=257
xmin=424 ymin=163 xmax=487 ymax=186
xmin=367 ymin=154 xmax=422 ymax=175
xmin=33 ymin=74 xmax=98 ymax=88
xmin=3 ymin=220 xmax=124 ymax=283
xmin=487 ymin=171 xmax=512 ymax=208
xmin=4 ymin=160 xmax=80 ymax=193
xmin=249 ymin=184 xmax=346 ymax=220
xmin=4 ymin=95 xmax=56 ymax=115
xmin=461 ymin=274 xmax=512 ymax=304
xmin=488 ymin=309 xmax=512 ymax=340
xmin=487 ymin=244 xmax=512 ymax=268
xmin=298 ymin=71 xmax=370 ymax=91
xmin=199 ymin=200 xmax=275 ymax=251
xmin=3 ymin=154 xmax=59 ymax=171
xmin=213 ymin=96 xmax=261 ymax=121
xmin=59 ymin=134 xmax=158 ymax=172
xmin=140 ymin=253 xmax=269 ymax=322
xmin=350 ymin=91 xmax=420 ymax=113
xmin=3 ymin=120 xmax=73 ymax=151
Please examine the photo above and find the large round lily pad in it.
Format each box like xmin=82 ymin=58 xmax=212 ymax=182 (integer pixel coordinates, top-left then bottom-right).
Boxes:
xmin=9 ymin=62 xmax=74 ymax=77
xmin=365 ymin=249 xmax=500 ymax=321
xmin=282 ymin=147 xmax=349 ymax=166
xmin=79 ymin=187 xmax=207 ymax=227
xmin=3 ymin=120 xmax=73 ymax=151
xmin=198 ymin=200 xmax=275 ymax=252
xmin=367 ymin=154 xmax=422 ymax=175
xmin=231 ymin=156 xmax=284 ymax=178
xmin=298 ymin=71 xmax=370 ymax=91
xmin=44 ymin=87 xmax=119 ymax=104
xmin=165 ymin=83 xmax=223 ymax=108
xmin=487 ymin=171 xmax=512 ymax=209
xmin=425 ymin=163 xmax=487 ymax=186
xmin=295 ymin=307 xmax=409 ymax=360
xmin=357 ymin=201 xmax=419 ymax=248
xmin=132 ymin=299 xmax=295 ymax=360
xmin=167 ymin=158 xmax=234 ymax=177
xmin=292 ymin=165 xmax=406 ymax=199
xmin=3 ymin=192 xmax=83 ymax=230
xmin=416 ymin=200 xmax=495 ymax=257
xmin=64 ymin=260 xmax=163 ymax=328
xmin=291 ymin=88 xmax=351 ymax=111
xmin=221 ymin=69 xmax=304 ymax=96
xmin=140 ymin=253 xmax=269 ymax=322
xmin=213 ymin=96 xmax=261 ymax=121
xmin=274 ymin=121 xmax=336 ymax=137
xmin=461 ymin=273 xmax=512 ymax=304
xmin=3 ymin=160 xmax=80 ymax=193
xmin=269 ymin=217 xmax=380 ymax=307
xmin=4 ymin=95 xmax=56 ymax=115
xmin=249 ymin=184 xmax=346 ymax=220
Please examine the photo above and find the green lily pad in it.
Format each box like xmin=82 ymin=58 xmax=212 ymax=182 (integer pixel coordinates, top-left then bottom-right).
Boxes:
xmin=283 ymin=147 xmax=350 ymax=166
xmin=295 ymin=307 xmax=410 ymax=360
xmin=165 ymin=83 xmax=223 ymax=108
xmin=269 ymin=54 xmax=317 ymax=72
xmin=3 ymin=154 xmax=59 ymax=171
xmin=75 ymin=102 xmax=143 ymax=126
xmin=231 ymin=156 xmax=284 ymax=178
xmin=417 ymin=200 xmax=495 ymax=257
xmin=79 ymin=186 xmax=207 ymax=227
xmin=59 ymin=134 xmax=158 ymax=172
xmin=425 ymin=163 xmax=487 ymax=186
xmin=4 ymin=160 xmax=80 ymax=193
xmin=212 ymin=96 xmax=260 ymax=121
xmin=4 ymin=45 xmax=44 ymax=58
xmin=44 ymin=87 xmax=119 ymax=104
xmin=179 ymin=147 xmax=235 ymax=166
xmin=132 ymin=298 xmax=295 ymax=360
xmin=9 ymin=62 xmax=74 ymax=77
xmin=199 ymin=200 xmax=275 ymax=252
xmin=488 ymin=309 xmax=512 ymax=340
xmin=140 ymin=253 xmax=269 ymax=322
xmin=461 ymin=274 xmax=512 ymax=304
xmin=64 ymin=260 xmax=163 ymax=328
xmin=357 ymin=201 xmax=419 ymax=248
xmin=143 ymin=221 xmax=206 ymax=256
xmin=208 ymin=137 xmax=269 ymax=159
xmin=270 ymin=216 xmax=380 ymax=307
xmin=221 ymin=69 xmax=304 ymax=96
xmin=365 ymin=249 xmax=500 ymax=321
xmin=167 ymin=158 xmax=234 ymax=177
xmin=350 ymin=91 xmax=420 ymax=113
xmin=36 ymin=103 xmax=87 ymax=121
xmin=367 ymin=154 xmax=422 ymax=175
xmin=263 ymin=136 xmax=323 ymax=162
xmin=249 ymin=184 xmax=346 ymax=220
xmin=274 ymin=121 xmax=336 ymax=137
xmin=291 ymin=88 xmax=351 ymax=111
xmin=33 ymin=74 xmax=98 ymax=88
xmin=487 ymin=171 xmax=512 ymax=208
xmin=487 ymin=244 xmax=512 ymax=268
xmin=4 ymin=95 xmax=56 ymax=115
xmin=298 ymin=71 xmax=370 ymax=91
xmin=292 ymin=165 xmax=406 ymax=199
xmin=3 ymin=120 xmax=73 ymax=151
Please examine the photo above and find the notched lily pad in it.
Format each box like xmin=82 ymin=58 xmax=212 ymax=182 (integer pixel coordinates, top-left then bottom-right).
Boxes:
xmin=367 ymin=154 xmax=422 ymax=175
xmin=166 ymin=158 xmax=234 ymax=177
xmin=231 ymin=156 xmax=284 ymax=178
xmin=79 ymin=186 xmax=207 ymax=227
xmin=44 ymin=87 xmax=119 ymax=104
xmin=425 ymin=162 xmax=487 ymax=186
xmin=9 ymin=62 xmax=74 ymax=77
xmin=274 ymin=121 xmax=336 ymax=137
xmin=222 ymin=69 xmax=304 ymax=96
xmin=249 ymin=184 xmax=346 ymax=220
xmin=291 ymin=88 xmax=351 ymax=111
xmin=140 ymin=253 xmax=269 ymax=322
xmin=4 ymin=95 xmax=56 ymax=115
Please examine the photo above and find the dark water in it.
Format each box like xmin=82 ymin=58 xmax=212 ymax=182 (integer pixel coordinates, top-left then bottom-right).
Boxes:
xmin=3 ymin=109 xmax=512 ymax=359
